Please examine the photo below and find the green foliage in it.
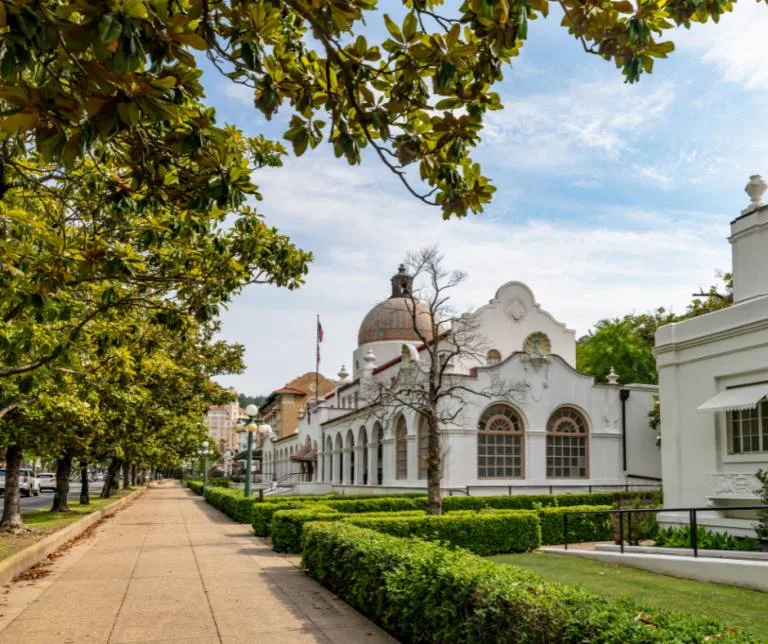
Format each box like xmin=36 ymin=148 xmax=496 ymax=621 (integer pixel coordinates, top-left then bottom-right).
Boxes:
xmin=259 ymin=492 xmax=426 ymax=504
xmin=655 ymin=526 xmax=759 ymax=552
xmin=252 ymin=500 xmax=325 ymax=537
xmin=442 ymin=492 xmax=614 ymax=512
xmin=755 ymin=469 xmax=768 ymax=543
xmin=536 ymin=505 xmax=613 ymax=545
xmin=271 ymin=508 xmax=344 ymax=553
xmin=187 ymin=479 xmax=204 ymax=495
xmin=612 ymin=490 xmax=663 ymax=543
xmin=324 ymin=497 xmax=427 ymax=514
xmin=237 ymin=394 xmax=267 ymax=409
xmin=346 ymin=511 xmax=541 ymax=556
xmin=207 ymin=478 xmax=231 ymax=489
xmin=202 ymin=487 xmax=255 ymax=524
xmin=301 ymin=523 xmax=753 ymax=643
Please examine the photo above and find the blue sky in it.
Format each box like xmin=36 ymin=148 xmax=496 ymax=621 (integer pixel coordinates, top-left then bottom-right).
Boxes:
xmin=205 ymin=3 xmax=767 ymax=395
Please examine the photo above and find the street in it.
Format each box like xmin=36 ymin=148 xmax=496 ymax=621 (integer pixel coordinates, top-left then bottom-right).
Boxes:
xmin=17 ymin=482 xmax=105 ymax=511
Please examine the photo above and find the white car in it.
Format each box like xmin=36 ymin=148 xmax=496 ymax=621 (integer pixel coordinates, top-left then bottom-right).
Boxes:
xmin=0 ymin=469 xmax=41 ymax=497
xmin=37 ymin=472 xmax=57 ymax=492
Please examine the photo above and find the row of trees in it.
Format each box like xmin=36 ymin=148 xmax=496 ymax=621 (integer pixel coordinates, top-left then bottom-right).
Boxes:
xmin=576 ymin=273 xmax=733 ymax=385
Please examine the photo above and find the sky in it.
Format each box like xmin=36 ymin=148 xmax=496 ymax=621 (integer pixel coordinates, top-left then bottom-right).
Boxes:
xmin=203 ymin=2 xmax=768 ymax=395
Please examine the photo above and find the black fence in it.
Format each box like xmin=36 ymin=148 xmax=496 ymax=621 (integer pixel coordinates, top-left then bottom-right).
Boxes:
xmin=563 ymin=505 xmax=768 ymax=558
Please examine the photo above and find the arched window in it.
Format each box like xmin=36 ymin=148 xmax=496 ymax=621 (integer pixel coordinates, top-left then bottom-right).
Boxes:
xmin=395 ymin=416 xmax=408 ymax=480
xmin=487 ymin=349 xmax=501 ymax=365
xmin=546 ymin=406 xmax=588 ymax=478
xmin=477 ymin=404 xmax=524 ymax=478
xmin=346 ymin=429 xmax=355 ymax=485
xmin=524 ymin=332 xmax=551 ymax=356
xmin=417 ymin=418 xmax=429 ymax=480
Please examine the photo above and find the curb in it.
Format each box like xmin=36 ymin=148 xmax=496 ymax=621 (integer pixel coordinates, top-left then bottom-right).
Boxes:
xmin=0 ymin=485 xmax=148 ymax=587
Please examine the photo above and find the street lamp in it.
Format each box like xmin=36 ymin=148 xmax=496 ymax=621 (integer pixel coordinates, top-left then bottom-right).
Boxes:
xmin=198 ymin=440 xmax=211 ymax=487
xmin=235 ymin=404 xmax=272 ymax=498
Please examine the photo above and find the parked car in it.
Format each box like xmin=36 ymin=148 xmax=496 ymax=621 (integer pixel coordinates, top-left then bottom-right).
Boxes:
xmin=38 ymin=472 xmax=57 ymax=492
xmin=0 ymin=468 xmax=41 ymax=497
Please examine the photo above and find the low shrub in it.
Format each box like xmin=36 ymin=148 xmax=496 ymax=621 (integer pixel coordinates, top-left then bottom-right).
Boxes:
xmin=442 ymin=492 xmax=614 ymax=512
xmin=612 ymin=490 xmax=662 ymax=544
xmin=187 ymin=479 xmax=204 ymax=495
xmin=536 ymin=505 xmax=613 ymax=545
xmin=260 ymin=492 xmax=426 ymax=504
xmin=203 ymin=487 xmax=254 ymax=523
xmin=324 ymin=497 xmax=427 ymax=514
xmin=345 ymin=511 xmax=540 ymax=556
xmin=271 ymin=509 xmax=428 ymax=554
xmin=207 ymin=478 xmax=231 ymax=488
xmin=301 ymin=522 xmax=754 ymax=643
xmin=252 ymin=500 xmax=337 ymax=537
xmin=654 ymin=526 xmax=759 ymax=552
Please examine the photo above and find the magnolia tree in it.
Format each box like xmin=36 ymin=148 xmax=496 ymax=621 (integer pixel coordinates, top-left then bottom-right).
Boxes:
xmin=367 ymin=247 xmax=525 ymax=514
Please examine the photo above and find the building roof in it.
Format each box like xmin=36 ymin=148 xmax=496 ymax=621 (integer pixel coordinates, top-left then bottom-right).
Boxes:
xmin=358 ymin=266 xmax=434 ymax=346
xmin=272 ymin=387 xmax=305 ymax=395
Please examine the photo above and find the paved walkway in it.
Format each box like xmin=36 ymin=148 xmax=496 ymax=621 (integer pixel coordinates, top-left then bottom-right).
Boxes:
xmin=0 ymin=481 xmax=397 ymax=643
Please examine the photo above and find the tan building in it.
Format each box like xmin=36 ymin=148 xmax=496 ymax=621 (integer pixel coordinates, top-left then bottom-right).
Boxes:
xmin=260 ymin=373 xmax=335 ymax=440
xmin=203 ymin=388 xmax=240 ymax=454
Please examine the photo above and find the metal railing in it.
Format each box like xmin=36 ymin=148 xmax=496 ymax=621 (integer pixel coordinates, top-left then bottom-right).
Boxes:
xmin=563 ymin=505 xmax=768 ymax=558
xmin=454 ymin=482 xmax=661 ymax=497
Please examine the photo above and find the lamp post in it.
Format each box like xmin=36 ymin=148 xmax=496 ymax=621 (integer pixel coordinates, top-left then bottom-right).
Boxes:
xmin=235 ymin=404 xmax=272 ymax=498
xmin=198 ymin=440 xmax=211 ymax=487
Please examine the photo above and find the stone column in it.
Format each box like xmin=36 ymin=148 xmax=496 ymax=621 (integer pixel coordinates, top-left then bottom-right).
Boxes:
xmin=367 ymin=442 xmax=378 ymax=486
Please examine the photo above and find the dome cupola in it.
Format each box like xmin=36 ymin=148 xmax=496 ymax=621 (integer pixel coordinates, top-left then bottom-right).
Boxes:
xmin=357 ymin=266 xmax=434 ymax=346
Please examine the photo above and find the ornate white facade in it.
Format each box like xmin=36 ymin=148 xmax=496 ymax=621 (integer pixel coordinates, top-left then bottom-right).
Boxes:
xmin=263 ymin=275 xmax=660 ymax=495
xmin=656 ymin=176 xmax=768 ymax=535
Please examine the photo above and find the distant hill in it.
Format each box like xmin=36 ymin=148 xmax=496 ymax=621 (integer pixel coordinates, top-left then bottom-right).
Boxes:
xmin=237 ymin=393 xmax=267 ymax=409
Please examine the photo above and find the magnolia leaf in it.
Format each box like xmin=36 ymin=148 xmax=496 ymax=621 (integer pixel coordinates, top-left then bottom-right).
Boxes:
xmin=3 ymin=111 xmax=38 ymax=132
xmin=176 ymin=33 xmax=209 ymax=50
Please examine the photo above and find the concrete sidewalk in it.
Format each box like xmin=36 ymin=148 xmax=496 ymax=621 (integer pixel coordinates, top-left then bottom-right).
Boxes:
xmin=0 ymin=481 xmax=397 ymax=644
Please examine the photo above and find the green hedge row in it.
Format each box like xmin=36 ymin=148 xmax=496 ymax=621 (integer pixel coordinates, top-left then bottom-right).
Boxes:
xmin=442 ymin=492 xmax=615 ymax=511
xmin=260 ymin=492 xmax=426 ymax=504
xmin=203 ymin=487 xmax=254 ymax=523
xmin=271 ymin=509 xmax=427 ymax=554
xmin=537 ymin=505 xmax=613 ymax=545
xmin=346 ymin=511 xmax=540 ymax=556
xmin=253 ymin=501 xmax=337 ymax=537
xmin=187 ymin=479 xmax=204 ymax=495
xmin=301 ymin=522 xmax=752 ymax=643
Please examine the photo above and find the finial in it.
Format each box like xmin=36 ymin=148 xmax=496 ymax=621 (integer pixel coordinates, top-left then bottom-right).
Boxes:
xmin=363 ymin=348 xmax=377 ymax=369
xmin=337 ymin=364 xmax=349 ymax=382
xmin=606 ymin=367 xmax=620 ymax=386
xmin=743 ymin=174 xmax=767 ymax=214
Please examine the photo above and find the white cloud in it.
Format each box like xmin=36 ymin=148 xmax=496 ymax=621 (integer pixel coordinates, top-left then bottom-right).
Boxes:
xmin=217 ymin=155 xmax=731 ymax=393
xmin=676 ymin=2 xmax=768 ymax=96
xmin=482 ymin=80 xmax=675 ymax=170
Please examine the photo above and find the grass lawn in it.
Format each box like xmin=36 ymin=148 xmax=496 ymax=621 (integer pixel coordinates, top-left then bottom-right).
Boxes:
xmin=491 ymin=551 xmax=768 ymax=638
xmin=0 ymin=488 xmax=138 ymax=562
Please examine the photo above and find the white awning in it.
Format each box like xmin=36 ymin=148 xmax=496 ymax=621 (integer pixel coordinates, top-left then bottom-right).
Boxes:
xmin=697 ymin=384 xmax=768 ymax=413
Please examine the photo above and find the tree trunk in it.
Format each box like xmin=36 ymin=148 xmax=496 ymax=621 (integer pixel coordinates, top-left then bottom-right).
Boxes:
xmin=426 ymin=412 xmax=443 ymax=515
xmin=101 ymin=458 xmax=122 ymax=498
xmin=51 ymin=450 xmax=73 ymax=512
xmin=130 ymin=464 xmax=137 ymax=486
xmin=80 ymin=463 xmax=90 ymax=505
xmin=122 ymin=462 xmax=130 ymax=489
xmin=0 ymin=444 xmax=24 ymax=530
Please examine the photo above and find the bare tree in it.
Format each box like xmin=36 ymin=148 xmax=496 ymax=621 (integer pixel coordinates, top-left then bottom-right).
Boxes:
xmin=365 ymin=246 xmax=526 ymax=515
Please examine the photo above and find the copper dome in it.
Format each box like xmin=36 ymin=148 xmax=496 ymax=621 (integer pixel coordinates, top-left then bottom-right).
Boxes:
xmin=357 ymin=297 xmax=433 ymax=346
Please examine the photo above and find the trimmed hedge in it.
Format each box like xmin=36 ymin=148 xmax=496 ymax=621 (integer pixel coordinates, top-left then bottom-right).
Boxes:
xmin=203 ymin=487 xmax=255 ymax=523
xmin=260 ymin=492 xmax=426 ymax=504
xmin=536 ymin=505 xmax=613 ymax=545
xmin=324 ymin=497 xmax=427 ymax=514
xmin=271 ymin=509 xmax=426 ymax=554
xmin=187 ymin=479 xmax=204 ymax=495
xmin=345 ymin=511 xmax=540 ymax=556
xmin=252 ymin=500 xmax=338 ymax=537
xmin=302 ymin=522 xmax=754 ymax=643
xmin=442 ymin=492 xmax=615 ymax=512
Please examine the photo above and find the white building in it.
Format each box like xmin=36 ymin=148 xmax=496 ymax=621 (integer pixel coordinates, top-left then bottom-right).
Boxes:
xmin=656 ymin=176 xmax=768 ymax=535
xmin=204 ymin=387 xmax=240 ymax=456
xmin=262 ymin=270 xmax=660 ymax=495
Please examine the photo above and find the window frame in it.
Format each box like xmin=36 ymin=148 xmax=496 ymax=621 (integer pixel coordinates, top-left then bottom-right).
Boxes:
xmin=486 ymin=349 xmax=501 ymax=365
xmin=477 ymin=404 xmax=525 ymax=480
xmin=727 ymin=402 xmax=768 ymax=455
xmin=395 ymin=417 xmax=408 ymax=480
xmin=546 ymin=406 xmax=589 ymax=479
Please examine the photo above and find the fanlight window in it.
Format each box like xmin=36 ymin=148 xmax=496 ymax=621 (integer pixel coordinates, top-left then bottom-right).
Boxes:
xmin=546 ymin=406 xmax=588 ymax=478
xmin=477 ymin=404 xmax=524 ymax=478
xmin=524 ymin=332 xmax=551 ymax=356
xmin=487 ymin=349 xmax=501 ymax=365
